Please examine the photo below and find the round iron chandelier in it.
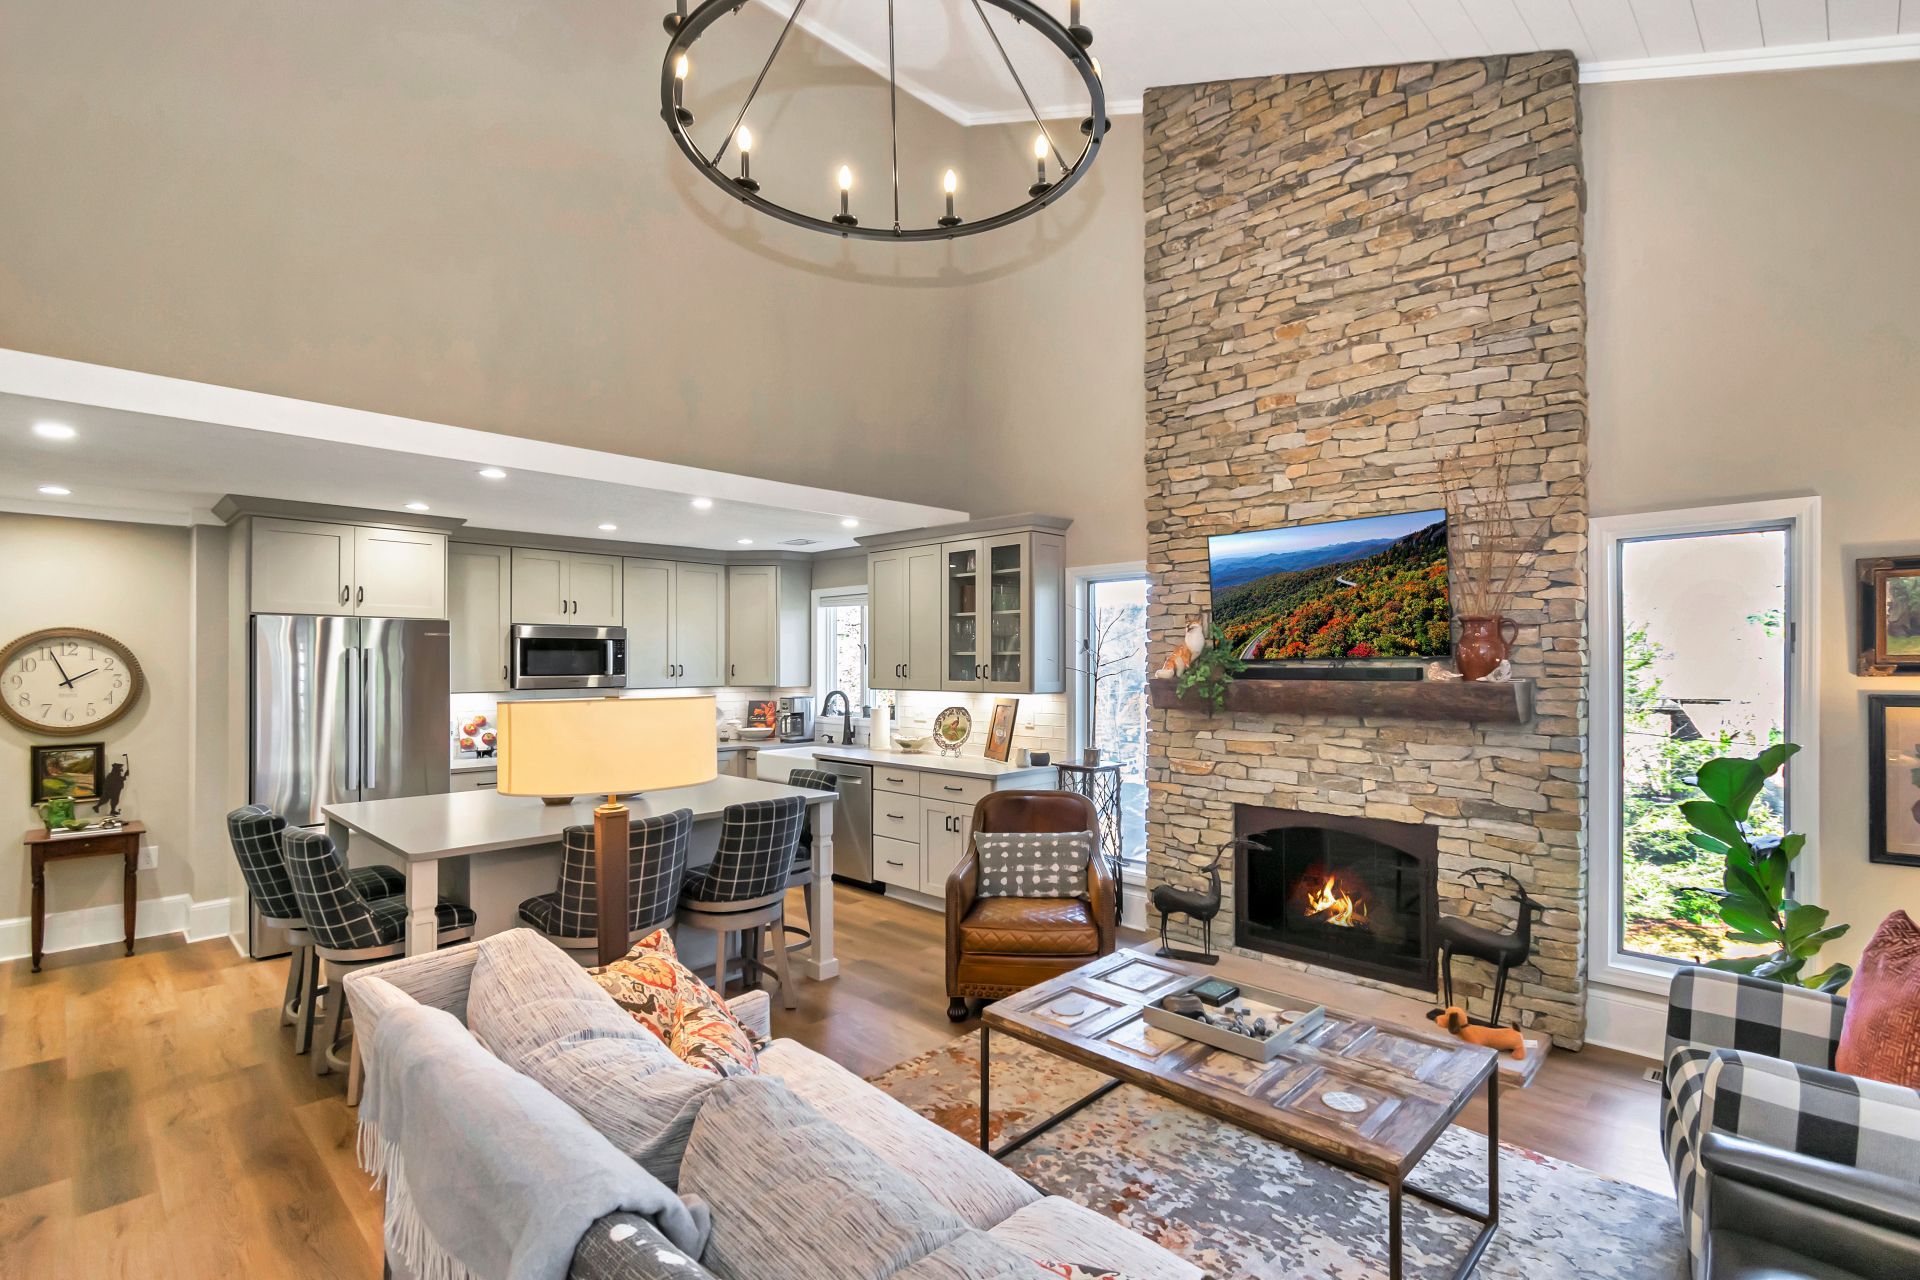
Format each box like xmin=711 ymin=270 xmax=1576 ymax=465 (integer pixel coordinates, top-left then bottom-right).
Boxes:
xmin=660 ymin=1 xmax=1108 ymax=242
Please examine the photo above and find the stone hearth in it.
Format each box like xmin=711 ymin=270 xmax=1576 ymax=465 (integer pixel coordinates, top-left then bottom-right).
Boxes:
xmin=1141 ymin=54 xmax=1589 ymax=1046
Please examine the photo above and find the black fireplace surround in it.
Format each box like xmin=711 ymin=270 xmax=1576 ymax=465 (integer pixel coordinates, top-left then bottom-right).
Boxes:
xmin=1234 ymin=806 xmax=1438 ymax=992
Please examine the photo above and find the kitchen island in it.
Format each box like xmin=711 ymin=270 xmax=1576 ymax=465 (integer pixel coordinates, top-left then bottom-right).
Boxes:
xmin=322 ymin=775 xmax=838 ymax=977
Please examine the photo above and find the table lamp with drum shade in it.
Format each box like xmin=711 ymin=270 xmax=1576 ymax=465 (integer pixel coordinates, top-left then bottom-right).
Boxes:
xmin=497 ymin=695 xmax=717 ymax=965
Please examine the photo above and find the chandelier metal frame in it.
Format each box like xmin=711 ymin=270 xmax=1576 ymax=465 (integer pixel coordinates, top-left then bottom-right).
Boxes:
xmin=660 ymin=0 xmax=1107 ymax=242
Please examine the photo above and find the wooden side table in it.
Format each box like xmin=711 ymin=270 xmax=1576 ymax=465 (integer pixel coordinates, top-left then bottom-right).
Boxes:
xmin=22 ymin=820 xmax=145 ymax=973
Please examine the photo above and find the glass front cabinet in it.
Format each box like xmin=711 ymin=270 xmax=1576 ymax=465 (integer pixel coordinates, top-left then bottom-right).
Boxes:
xmin=867 ymin=522 xmax=1066 ymax=696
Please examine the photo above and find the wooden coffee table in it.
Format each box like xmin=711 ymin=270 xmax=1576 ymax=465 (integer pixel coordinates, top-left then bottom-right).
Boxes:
xmin=981 ymin=950 xmax=1500 ymax=1280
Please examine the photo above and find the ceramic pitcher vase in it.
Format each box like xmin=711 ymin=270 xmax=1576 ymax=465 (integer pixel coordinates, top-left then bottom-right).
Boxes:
xmin=1455 ymin=615 xmax=1519 ymax=681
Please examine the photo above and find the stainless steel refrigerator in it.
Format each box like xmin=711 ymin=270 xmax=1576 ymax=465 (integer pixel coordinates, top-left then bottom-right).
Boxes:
xmin=248 ymin=614 xmax=449 ymax=958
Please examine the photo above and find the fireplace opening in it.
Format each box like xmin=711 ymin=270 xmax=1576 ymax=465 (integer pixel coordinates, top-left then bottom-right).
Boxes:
xmin=1235 ymin=806 xmax=1437 ymax=992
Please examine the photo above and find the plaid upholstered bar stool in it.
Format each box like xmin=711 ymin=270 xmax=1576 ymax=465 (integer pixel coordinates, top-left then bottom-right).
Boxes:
xmin=224 ymin=804 xmax=405 ymax=1055
xmin=768 ymin=769 xmax=835 ymax=961
xmin=516 ymin=808 xmax=693 ymax=955
xmin=283 ymin=827 xmax=475 ymax=1079
xmin=676 ymin=795 xmax=806 ymax=1010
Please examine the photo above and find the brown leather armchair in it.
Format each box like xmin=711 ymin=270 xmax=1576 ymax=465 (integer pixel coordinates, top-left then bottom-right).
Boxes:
xmin=945 ymin=790 xmax=1116 ymax=1022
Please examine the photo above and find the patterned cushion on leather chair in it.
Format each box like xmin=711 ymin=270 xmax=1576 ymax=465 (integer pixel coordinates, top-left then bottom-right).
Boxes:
xmin=974 ymin=832 xmax=1094 ymax=900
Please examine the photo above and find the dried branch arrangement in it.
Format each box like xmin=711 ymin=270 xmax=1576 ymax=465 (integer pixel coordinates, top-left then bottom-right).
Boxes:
xmin=1443 ymin=449 xmax=1561 ymax=619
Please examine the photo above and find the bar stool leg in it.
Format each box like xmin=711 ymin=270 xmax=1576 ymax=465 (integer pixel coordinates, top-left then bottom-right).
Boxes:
xmin=295 ymin=948 xmax=321 ymax=1055
xmin=770 ymin=908 xmax=798 ymax=1011
xmin=316 ymin=959 xmax=347 ymax=1077
xmin=280 ymin=944 xmax=304 ymax=1027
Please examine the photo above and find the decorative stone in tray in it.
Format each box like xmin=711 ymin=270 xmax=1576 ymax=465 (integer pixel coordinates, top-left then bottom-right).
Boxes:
xmin=1142 ymin=980 xmax=1327 ymax=1061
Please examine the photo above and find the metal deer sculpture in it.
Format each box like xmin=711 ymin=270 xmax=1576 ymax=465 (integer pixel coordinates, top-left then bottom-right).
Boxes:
xmin=1152 ymin=837 xmax=1259 ymax=966
xmin=1436 ymin=865 xmax=1545 ymax=1028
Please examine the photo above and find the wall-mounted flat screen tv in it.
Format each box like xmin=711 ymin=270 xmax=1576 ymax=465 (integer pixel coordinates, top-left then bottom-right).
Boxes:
xmin=1208 ymin=509 xmax=1451 ymax=662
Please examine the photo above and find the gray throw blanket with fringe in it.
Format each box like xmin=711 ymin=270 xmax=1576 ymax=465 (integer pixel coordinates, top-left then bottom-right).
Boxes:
xmin=357 ymin=1001 xmax=711 ymax=1280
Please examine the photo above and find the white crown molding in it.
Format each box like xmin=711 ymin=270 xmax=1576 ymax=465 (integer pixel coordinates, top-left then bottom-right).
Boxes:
xmin=0 ymin=892 xmax=233 ymax=963
xmin=1580 ymin=31 xmax=1920 ymax=84
xmin=0 ymin=496 xmax=201 ymax=527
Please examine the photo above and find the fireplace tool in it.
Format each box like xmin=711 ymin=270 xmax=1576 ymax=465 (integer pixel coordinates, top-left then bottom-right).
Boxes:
xmin=1152 ymin=838 xmax=1252 ymax=966
xmin=1435 ymin=865 xmax=1545 ymax=1028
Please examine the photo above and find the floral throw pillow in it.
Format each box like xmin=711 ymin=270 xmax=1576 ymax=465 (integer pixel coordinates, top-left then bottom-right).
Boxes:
xmin=1032 ymin=1264 xmax=1128 ymax=1279
xmin=589 ymin=928 xmax=760 ymax=1078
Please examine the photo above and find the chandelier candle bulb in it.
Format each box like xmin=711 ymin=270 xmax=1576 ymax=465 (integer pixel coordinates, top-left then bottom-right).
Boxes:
xmin=833 ymin=164 xmax=858 ymax=227
xmin=1029 ymin=132 xmax=1052 ymax=197
xmin=734 ymin=126 xmax=758 ymax=192
xmin=673 ymin=54 xmax=692 ymax=124
xmin=939 ymin=169 xmax=961 ymax=227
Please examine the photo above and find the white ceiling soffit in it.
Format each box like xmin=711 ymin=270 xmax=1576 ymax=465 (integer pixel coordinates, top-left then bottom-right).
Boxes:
xmin=758 ymin=0 xmax=1920 ymax=126
xmin=0 ymin=349 xmax=965 ymax=550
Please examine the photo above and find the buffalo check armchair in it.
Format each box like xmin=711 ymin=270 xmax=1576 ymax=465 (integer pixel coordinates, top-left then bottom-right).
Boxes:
xmin=1662 ymin=966 xmax=1920 ymax=1280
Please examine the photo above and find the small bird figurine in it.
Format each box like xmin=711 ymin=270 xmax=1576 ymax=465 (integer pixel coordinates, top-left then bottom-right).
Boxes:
xmin=1152 ymin=837 xmax=1252 ymax=966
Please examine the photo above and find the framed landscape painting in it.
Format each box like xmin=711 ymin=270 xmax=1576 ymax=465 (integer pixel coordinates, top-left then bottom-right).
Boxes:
xmin=30 ymin=741 xmax=104 ymax=805
xmin=1857 ymin=556 xmax=1920 ymax=675
xmin=1869 ymin=695 xmax=1920 ymax=867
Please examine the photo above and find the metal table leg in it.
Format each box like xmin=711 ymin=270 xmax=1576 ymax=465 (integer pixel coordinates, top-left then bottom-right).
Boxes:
xmin=1398 ymin=1067 xmax=1502 ymax=1279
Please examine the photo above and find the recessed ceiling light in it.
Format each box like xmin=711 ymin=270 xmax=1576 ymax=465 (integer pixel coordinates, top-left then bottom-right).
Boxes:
xmin=690 ymin=497 xmax=714 ymax=511
xmin=478 ymin=467 xmax=507 ymax=480
xmin=405 ymin=501 xmax=431 ymax=511
xmin=38 ymin=484 xmax=71 ymax=496
xmin=736 ymin=538 xmax=754 ymax=546
xmin=598 ymin=523 xmax=618 ymax=532
xmin=840 ymin=518 xmax=860 ymax=529
xmin=33 ymin=422 xmax=76 ymax=441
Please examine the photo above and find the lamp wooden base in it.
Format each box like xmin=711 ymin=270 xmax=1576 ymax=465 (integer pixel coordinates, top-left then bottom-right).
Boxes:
xmin=594 ymin=799 xmax=630 ymax=968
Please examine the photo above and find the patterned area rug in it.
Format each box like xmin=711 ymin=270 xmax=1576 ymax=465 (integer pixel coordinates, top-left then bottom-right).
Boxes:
xmin=870 ymin=1032 xmax=1686 ymax=1280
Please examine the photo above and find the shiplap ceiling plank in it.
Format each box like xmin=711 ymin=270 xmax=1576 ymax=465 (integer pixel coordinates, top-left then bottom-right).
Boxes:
xmin=1628 ymin=0 xmax=1708 ymax=52
xmin=1830 ymin=0 xmax=1903 ymax=37
xmin=1905 ymin=0 xmax=1920 ymax=34
xmin=1688 ymin=0 xmax=1768 ymax=47
xmin=1460 ymin=0 xmax=1542 ymax=48
xmin=1513 ymin=0 xmax=1599 ymax=57
xmin=1316 ymin=0 xmax=1412 ymax=64
xmin=1416 ymin=0 xmax=1499 ymax=56
xmin=1758 ymin=0 xmax=1831 ymax=42
xmin=1571 ymin=0 xmax=1653 ymax=54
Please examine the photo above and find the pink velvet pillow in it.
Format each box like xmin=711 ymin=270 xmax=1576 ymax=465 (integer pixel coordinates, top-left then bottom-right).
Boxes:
xmin=1835 ymin=911 xmax=1920 ymax=1088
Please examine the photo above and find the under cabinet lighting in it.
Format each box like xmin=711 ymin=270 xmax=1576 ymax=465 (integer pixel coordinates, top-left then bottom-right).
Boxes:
xmin=33 ymin=422 xmax=76 ymax=440
xmin=38 ymin=484 xmax=71 ymax=496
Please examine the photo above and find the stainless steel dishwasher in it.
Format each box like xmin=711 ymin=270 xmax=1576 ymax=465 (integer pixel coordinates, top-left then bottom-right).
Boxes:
xmin=820 ymin=759 xmax=876 ymax=887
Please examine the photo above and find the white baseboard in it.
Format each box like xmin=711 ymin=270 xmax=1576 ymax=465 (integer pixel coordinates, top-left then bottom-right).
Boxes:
xmin=0 ymin=894 xmax=233 ymax=963
xmin=1586 ymin=982 xmax=1668 ymax=1059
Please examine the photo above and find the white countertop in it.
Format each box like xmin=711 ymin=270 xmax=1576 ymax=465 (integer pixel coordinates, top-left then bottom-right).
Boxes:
xmin=325 ymin=775 xmax=832 ymax=861
xmin=763 ymin=743 xmax=1057 ymax=782
xmin=450 ymin=758 xmax=498 ymax=774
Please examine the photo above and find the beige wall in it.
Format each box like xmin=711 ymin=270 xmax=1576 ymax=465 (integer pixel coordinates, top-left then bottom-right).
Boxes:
xmin=0 ymin=514 xmax=229 ymax=921
xmin=0 ymin=0 xmax=980 ymax=512
xmin=1585 ymin=63 xmax=1920 ymax=972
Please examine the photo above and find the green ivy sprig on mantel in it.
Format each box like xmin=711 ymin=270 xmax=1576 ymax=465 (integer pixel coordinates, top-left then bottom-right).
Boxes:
xmin=1174 ymin=623 xmax=1247 ymax=713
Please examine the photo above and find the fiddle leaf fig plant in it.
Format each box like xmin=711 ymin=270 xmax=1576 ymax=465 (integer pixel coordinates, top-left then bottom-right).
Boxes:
xmin=1174 ymin=623 xmax=1246 ymax=713
xmin=1681 ymin=742 xmax=1852 ymax=992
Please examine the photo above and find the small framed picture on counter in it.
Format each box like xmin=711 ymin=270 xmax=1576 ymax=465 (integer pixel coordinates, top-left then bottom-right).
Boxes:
xmin=984 ymin=698 xmax=1019 ymax=763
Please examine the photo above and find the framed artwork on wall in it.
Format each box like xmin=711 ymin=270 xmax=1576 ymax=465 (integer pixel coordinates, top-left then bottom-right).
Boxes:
xmin=1869 ymin=695 xmax=1920 ymax=867
xmin=1857 ymin=557 xmax=1920 ymax=676
xmin=984 ymin=698 xmax=1020 ymax=763
xmin=30 ymin=740 xmax=104 ymax=806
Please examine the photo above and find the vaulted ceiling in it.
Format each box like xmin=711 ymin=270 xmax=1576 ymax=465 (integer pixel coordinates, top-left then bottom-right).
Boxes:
xmin=760 ymin=0 xmax=1920 ymax=123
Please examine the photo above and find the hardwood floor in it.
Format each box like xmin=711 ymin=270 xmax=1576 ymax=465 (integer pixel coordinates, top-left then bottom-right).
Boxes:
xmin=0 ymin=885 xmax=1669 ymax=1276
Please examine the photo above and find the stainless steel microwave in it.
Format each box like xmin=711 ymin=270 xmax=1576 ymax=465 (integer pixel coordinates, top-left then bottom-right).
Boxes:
xmin=510 ymin=624 xmax=627 ymax=690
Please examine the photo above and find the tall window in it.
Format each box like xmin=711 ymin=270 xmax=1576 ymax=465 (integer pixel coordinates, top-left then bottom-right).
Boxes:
xmin=815 ymin=591 xmax=868 ymax=713
xmin=1073 ymin=572 xmax=1150 ymax=871
xmin=1591 ymin=499 xmax=1818 ymax=990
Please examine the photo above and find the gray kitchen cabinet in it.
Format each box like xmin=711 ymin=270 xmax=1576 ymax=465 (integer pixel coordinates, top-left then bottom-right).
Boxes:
xmin=512 ymin=548 xmax=622 ymax=625
xmin=867 ymin=543 xmax=942 ymax=691
xmin=449 ymin=543 xmax=512 ymax=692
xmin=725 ymin=563 xmax=809 ymax=687
xmin=920 ymin=798 xmax=975 ymax=897
xmin=939 ymin=531 xmax=1064 ymax=695
xmin=249 ymin=517 xmax=446 ymax=619
xmin=624 ymin=558 xmax=726 ymax=688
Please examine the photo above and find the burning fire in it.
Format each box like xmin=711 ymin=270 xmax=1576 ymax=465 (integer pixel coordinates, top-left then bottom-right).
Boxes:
xmin=1304 ymin=875 xmax=1369 ymax=928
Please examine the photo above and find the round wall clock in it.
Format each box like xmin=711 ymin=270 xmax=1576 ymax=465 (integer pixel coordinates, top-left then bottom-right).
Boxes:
xmin=0 ymin=628 xmax=146 ymax=736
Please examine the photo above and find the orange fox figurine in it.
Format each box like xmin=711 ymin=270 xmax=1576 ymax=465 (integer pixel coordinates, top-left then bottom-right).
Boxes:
xmin=1429 ymin=1006 xmax=1527 ymax=1060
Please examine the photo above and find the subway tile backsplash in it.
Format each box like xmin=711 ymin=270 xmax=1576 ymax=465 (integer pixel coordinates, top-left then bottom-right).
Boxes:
xmin=887 ymin=691 xmax=1068 ymax=763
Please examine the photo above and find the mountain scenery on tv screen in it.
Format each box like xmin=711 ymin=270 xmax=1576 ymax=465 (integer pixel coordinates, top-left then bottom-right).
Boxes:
xmin=1210 ymin=510 xmax=1450 ymax=661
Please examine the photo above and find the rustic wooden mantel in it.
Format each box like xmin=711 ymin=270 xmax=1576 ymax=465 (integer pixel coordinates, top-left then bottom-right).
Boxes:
xmin=1148 ymin=676 xmax=1535 ymax=724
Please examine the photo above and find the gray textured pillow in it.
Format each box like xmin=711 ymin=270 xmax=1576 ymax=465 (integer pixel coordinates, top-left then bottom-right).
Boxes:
xmin=973 ymin=831 xmax=1094 ymax=900
xmin=466 ymin=928 xmax=718 ymax=1188
xmin=680 ymin=1076 xmax=974 ymax=1280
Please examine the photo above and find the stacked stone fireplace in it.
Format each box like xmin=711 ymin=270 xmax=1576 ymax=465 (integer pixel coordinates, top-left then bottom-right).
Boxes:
xmin=1142 ymin=54 xmax=1590 ymax=1046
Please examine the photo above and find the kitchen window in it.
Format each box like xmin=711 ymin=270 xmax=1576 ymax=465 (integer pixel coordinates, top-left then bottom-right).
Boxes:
xmin=814 ymin=589 xmax=869 ymax=715
xmin=1069 ymin=568 xmax=1151 ymax=875
xmin=1589 ymin=498 xmax=1820 ymax=995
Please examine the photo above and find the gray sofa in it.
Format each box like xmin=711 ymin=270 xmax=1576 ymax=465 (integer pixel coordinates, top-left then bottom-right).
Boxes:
xmin=347 ymin=929 xmax=1203 ymax=1280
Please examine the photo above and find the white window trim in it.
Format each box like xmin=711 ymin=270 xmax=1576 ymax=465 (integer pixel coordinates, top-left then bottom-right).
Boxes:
xmin=1069 ymin=561 xmax=1150 ymax=886
xmin=1586 ymin=496 xmax=1821 ymax=997
xmin=812 ymin=586 xmax=871 ymax=723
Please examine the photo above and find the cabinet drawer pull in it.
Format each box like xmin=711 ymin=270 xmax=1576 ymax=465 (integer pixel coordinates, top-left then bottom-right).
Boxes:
xmin=886 ymin=813 xmax=905 ymax=820
xmin=885 ymin=860 xmax=905 ymax=868
xmin=943 ymin=784 xmax=963 ymax=793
